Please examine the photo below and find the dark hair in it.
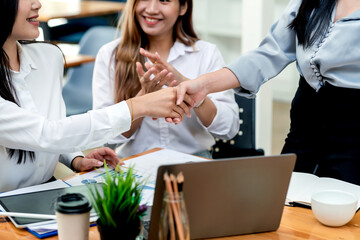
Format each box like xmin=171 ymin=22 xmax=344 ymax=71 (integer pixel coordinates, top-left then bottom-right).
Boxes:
xmin=1 ymin=0 xmax=35 ymax=164
xmin=289 ymin=0 xmax=336 ymax=48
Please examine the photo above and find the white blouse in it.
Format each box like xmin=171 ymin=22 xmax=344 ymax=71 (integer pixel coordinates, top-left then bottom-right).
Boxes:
xmin=0 ymin=42 xmax=131 ymax=192
xmin=93 ymin=39 xmax=240 ymax=158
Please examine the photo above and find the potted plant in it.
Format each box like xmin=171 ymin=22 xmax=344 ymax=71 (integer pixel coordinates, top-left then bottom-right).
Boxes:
xmin=88 ymin=162 xmax=147 ymax=240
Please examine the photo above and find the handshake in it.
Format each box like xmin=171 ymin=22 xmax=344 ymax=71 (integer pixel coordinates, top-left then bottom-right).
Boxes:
xmin=126 ymin=86 xmax=197 ymax=124
xmin=125 ymin=49 xmax=209 ymax=124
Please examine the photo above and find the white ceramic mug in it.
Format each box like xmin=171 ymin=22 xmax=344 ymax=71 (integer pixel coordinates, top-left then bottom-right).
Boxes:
xmin=56 ymin=193 xmax=92 ymax=240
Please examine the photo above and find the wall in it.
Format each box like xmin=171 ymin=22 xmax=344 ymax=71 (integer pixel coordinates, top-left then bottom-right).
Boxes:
xmin=192 ymin=0 xmax=297 ymax=154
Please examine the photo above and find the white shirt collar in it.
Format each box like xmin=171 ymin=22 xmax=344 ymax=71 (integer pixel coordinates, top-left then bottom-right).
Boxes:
xmin=16 ymin=42 xmax=38 ymax=74
xmin=167 ymin=40 xmax=199 ymax=63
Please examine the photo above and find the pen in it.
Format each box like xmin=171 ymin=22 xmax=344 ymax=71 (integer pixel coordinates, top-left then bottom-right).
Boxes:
xmin=0 ymin=212 xmax=57 ymax=220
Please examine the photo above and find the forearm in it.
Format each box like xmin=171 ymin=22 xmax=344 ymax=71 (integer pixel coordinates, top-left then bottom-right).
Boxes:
xmin=71 ymin=156 xmax=84 ymax=172
xmin=121 ymin=117 xmax=143 ymax=138
xmin=122 ymin=91 xmax=146 ymax=138
xmin=127 ymin=97 xmax=149 ymax=121
xmin=193 ymin=97 xmax=217 ymax=127
xmin=202 ymin=68 xmax=241 ymax=95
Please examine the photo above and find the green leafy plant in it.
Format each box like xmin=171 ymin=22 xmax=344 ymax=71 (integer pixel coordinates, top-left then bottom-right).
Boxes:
xmin=88 ymin=162 xmax=147 ymax=228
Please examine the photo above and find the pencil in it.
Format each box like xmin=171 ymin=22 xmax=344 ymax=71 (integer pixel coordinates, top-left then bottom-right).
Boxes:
xmin=164 ymin=172 xmax=185 ymax=240
xmin=167 ymin=199 xmax=176 ymax=240
xmin=177 ymin=172 xmax=184 ymax=192
xmin=170 ymin=174 xmax=181 ymax=214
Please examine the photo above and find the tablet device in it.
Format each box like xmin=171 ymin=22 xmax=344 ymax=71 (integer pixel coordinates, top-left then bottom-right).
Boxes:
xmin=0 ymin=183 xmax=103 ymax=228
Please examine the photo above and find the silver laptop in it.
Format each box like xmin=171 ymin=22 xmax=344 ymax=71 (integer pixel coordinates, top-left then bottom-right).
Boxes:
xmin=148 ymin=154 xmax=296 ymax=239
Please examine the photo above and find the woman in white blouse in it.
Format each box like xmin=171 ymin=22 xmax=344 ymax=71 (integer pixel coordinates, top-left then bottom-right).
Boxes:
xmin=175 ymin=0 xmax=360 ymax=185
xmin=92 ymin=0 xmax=239 ymax=159
xmin=0 ymin=0 xmax=190 ymax=192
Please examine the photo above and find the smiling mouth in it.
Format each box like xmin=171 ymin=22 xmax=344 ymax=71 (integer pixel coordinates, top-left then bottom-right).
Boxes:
xmin=26 ymin=17 xmax=38 ymax=22
xmin=144 ymin=17 xmax=160 ymax=23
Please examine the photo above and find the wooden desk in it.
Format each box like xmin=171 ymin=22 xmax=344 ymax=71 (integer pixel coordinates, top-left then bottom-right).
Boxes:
xmin=64 ymin=54 xmax=95 ymax=68
xmin=39 ymin=0 xmax=126 ymax=22
xmin=39 ymin=0 xmax=125 ymax=40
xmin=1 ymin=206 xmax=359 ymax=239
xmin=1 ymin=149 xmax=360 ymax=239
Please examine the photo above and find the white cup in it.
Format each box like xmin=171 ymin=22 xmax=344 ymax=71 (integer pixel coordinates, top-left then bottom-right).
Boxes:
xmin=56 ymin=193 xmax=92 ymax=240
xmin=311 ymin=190 xmax=358 ymax=227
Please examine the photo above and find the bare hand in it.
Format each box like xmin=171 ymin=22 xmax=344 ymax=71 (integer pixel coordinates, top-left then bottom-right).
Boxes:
xmin=132 ymin=87 xmax=193 ymax=123
xmin=136 ymin=62 xmax=176 ymax=95
xmin=176 ymin=79 xmax=207 ymax=107
xmin=71 ymin=147 xmax=122 ymax=172
xmin=140 ymin=48 xmax=189 ymax=84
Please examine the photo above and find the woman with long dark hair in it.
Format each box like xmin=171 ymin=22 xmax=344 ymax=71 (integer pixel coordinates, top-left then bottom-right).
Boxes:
xmin=0 ymin=0 xmax=190 ymax=192
xmin=92 ymin=0 xmax=239 ymax=159
xmin=173 ymin=0 xmax=360 ymax=185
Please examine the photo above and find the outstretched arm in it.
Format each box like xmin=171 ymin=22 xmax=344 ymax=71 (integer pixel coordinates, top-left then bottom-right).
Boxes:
xmin=176 ymin=68 xmax=240 ymax=106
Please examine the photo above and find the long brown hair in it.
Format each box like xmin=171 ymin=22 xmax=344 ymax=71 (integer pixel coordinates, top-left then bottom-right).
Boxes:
xmin=113 ymin=0 xmax=198 ymax=103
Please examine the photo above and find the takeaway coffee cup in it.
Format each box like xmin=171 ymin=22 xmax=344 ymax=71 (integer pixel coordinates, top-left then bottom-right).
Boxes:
xmin=55 ymin=193 xmax=92 ymax=240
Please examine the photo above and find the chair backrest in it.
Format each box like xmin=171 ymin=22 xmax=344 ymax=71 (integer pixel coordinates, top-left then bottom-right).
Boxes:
xmin=212 ymin=94 xmax=264 ymax=158
xmin=62 ymin=26 xmax=118 ymax=116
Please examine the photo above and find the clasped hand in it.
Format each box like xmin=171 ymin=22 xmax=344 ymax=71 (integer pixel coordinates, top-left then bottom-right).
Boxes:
xmin=135 ymin=52 xmax=196 ymax=124
xmin=138 ymin=48 xmax=207 ymax=111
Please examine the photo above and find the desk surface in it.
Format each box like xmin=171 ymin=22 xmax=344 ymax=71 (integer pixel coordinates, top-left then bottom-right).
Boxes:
xmin=1 ymin=149 xmax=360 ymax=239
xmin=39 ymin=0 xmax=126 ymax=22
xmin=64 ymin=54 xmax=95 ymax=68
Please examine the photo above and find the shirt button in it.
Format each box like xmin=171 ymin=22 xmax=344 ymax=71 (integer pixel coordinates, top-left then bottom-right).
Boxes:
xmin=315 ymin=73 xmax=320 ymax=77
xmin=313 ymin=69 xmax=319 ymax=73
xmin=317 ymin=76 xmax=323 ymax=80
xmin=311 ymin=64 xmax=316 ymax=69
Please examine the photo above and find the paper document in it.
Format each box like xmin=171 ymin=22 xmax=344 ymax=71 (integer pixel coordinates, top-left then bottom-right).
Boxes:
xmin=65 ymin=149 xmax=208 ymax=205
xmin=123 ymin=149 xmax=208 ymax=205
xmin=286 ymin=172 xmax=360 ymax=208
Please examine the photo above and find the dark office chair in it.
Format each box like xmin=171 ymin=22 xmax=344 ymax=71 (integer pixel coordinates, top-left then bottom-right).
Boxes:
xmin=212 ymin=94 xmax=265 ymax=159
xmin=62 ymin=26 xmax=118 ymax=116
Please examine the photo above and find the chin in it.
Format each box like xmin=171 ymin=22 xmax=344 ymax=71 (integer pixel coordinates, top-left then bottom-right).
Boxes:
xmin=29 ymin=31 xmax=41 ymax=40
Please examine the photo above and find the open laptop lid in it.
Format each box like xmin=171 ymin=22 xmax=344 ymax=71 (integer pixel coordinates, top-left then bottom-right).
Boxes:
xmin=148 ymin=154 xmax=296 ymax=239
